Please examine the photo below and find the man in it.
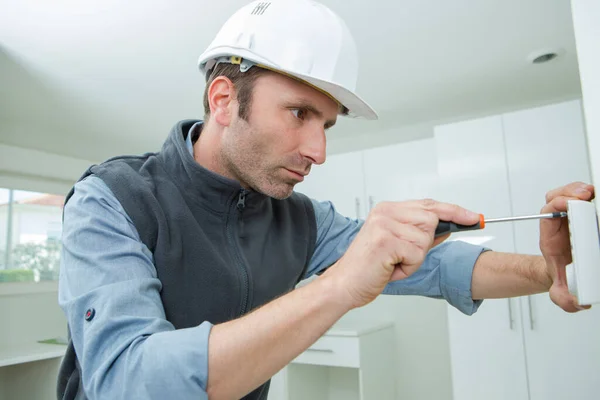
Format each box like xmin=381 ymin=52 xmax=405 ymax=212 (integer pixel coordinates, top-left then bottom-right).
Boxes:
xmin=56 ymin=0 xmax=594 ymax=399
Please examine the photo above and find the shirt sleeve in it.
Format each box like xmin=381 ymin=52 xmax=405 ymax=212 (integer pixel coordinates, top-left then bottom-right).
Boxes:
xmin=305 ymin=198 xmax=488 ymax=315
xmin=58 ymin=175 xmax=211 ymax=399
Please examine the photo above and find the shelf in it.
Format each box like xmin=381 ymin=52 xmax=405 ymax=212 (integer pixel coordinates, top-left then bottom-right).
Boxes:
xmin=325 ymin=319 xmax=393 ymax=337
xmin=0 ymin=342 xmax=67 ymax=368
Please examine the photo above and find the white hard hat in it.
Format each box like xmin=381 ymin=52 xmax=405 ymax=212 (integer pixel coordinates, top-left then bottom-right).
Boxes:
xmin=197 ymin=0 xmax=378 ymax=120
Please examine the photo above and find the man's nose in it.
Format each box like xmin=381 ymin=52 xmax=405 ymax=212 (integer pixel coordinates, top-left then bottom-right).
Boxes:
xmin=300 ymin=128 xmax=326 ymax=166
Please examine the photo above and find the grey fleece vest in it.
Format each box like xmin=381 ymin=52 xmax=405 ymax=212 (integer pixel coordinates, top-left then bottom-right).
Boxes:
xmin=57 ymin=120 xmax=317 ymax=400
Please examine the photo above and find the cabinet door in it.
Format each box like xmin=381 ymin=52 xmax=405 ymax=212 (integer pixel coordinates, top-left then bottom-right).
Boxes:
xmin=503 ymin=99 xmax=600 ymax=400
xmin=363 ymin=138 xmax=440 ymax=208
xmin=362 ymin=139 xmax=453 ymax=400
xmin=294 ymin=150 xmax=367 ymax=220
xmin=435 ymin=116 xmax=530 ymax=400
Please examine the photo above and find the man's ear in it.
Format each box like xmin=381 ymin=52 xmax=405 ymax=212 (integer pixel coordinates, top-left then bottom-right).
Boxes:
xmin=207 ymin=76 xmax=237 ymax=127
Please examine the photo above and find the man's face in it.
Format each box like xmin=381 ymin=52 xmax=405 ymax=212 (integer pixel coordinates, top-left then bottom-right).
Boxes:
xmin=221 ymin=71 xmax=339 ymax=199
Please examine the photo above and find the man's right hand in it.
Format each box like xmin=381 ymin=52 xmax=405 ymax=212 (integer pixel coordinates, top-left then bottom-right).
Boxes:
xmin=322 ymin=199 xmax=481 ymax=309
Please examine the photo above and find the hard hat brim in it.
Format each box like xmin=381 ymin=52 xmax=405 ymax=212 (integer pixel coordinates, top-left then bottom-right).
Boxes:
xmin=198 ymin=49 xmax=378 ymax=121
xmin=284 ymin=69 xmax=379 ymax=121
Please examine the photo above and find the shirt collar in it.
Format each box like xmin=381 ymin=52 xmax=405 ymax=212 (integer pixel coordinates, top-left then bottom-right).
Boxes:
xmin=186 ymin=121 xmax=202 ymax=157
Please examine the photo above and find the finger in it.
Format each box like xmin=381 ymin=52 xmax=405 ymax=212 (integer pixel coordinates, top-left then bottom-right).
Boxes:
xmin=418 ymin=199 xmax=481 ymax=226
xmin=388 ymin=223 xmax=433 ymax=277
xmin=373 ymin=203 xmax=440 ymax=233
xmin=390 ymin=265 xmax=409 ymax=281
xmin=389 ymin=240 xmax=426 ymax=280
xmin=386 ymin=240 xmax=425 ymax=281
xmin=388 ymin=199 xmax=480 ymax=226
xmin=545 ymin=182 xmax=594 ymax=204
xmin=541 ymin=195 xmax=583 ymax=215
xmin=389 ymin=221 xmax=434 ymax=257
xmin=551 ymin=288 xmax=591 ymax=313
xmin=367 ymin=214 xmax=433 ymax=266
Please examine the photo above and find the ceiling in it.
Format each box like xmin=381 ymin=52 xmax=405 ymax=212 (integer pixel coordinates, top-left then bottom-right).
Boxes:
xmin=0 ymin=0 xmax=582 ymax=162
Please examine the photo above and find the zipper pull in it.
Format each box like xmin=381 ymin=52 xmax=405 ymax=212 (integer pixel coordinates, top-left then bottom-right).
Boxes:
xmin=237 ymin=190 xmax=247 ymax=211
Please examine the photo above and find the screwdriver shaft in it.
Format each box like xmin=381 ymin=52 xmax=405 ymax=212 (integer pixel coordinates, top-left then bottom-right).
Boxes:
xmin=485 ymin=211 xmax=567 ymax=224
xmin=435 ymin=211 xmax=567 ymax=238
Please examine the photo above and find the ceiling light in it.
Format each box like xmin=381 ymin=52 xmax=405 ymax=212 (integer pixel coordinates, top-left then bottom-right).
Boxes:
xmin=527 ymin=48 xmax=564 ymax=64
xmin=532 ymin=53 xmax=557 ymax=63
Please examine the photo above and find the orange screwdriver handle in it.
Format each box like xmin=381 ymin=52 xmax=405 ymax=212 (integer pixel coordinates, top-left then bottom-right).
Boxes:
xmin=435 ymin=214 xmax=485 ymax=238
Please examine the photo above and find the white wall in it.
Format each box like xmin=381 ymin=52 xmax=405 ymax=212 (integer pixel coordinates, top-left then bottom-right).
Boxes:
xmin=571 ymin=0 xmax=600 ymax=216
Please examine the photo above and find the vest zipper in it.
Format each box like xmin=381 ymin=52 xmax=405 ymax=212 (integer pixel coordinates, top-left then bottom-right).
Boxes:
xmin=237 ymin=189 xmax=247 ymax=210
xmin=237 ymin=189 xmax=246 ymax=237
xmin=232 ymin=189 xmax=249 ymax=314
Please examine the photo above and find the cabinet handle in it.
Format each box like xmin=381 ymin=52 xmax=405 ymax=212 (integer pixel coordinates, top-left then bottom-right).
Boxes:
xmin=305 ymin=348 xmax=334 ymax=353
xmin=369 ymin=196 xmax=375 ymax=211
xmin=507 ymin=299 xmax=514 ymax=330
xmin=527 ymin=296 xmax=534 ymax=330
xmin=355 ymin=197 xmax=361 ymax=219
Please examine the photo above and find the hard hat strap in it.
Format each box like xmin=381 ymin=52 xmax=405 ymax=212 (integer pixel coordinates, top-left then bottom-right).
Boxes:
xmin=212 ymin=56 xmax=256 ymax=73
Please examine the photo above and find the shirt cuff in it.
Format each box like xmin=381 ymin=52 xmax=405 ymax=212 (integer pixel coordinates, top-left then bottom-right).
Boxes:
xmin=439 ymin=240 xmax=490 ymax=316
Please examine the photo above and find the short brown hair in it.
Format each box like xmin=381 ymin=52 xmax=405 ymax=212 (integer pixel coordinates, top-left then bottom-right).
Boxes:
xmin=202 ymin=63 xmax=266 ymax=121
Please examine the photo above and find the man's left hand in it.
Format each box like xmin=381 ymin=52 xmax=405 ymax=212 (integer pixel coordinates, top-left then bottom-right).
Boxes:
xmin=540 ymin=181 xmax=595 ymax=312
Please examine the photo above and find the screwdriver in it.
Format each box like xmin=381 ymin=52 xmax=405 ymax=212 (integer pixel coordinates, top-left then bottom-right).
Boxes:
xmin=435 ymin=211 xmax=568 ymax=238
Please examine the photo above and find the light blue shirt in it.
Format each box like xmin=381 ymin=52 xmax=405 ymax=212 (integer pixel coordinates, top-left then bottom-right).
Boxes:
xmin=58 ymin=124 xmax=486 ymax=399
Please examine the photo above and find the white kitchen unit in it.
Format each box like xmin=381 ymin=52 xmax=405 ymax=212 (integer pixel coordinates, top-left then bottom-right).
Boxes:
xmin=293 ymin=138 xmax=455 ymax=400
xmin=268 ymin=320 xmax=395 ymax=400
xmin=503 ymin=100 xmax=600 ymax=400
xmin=363 ymin=138 xmax=440 ymax=208
xmin=436 ymin=99 xmax=600 ymax=400
xmin=295 ymin=149 xmax=368 ymax=220
xmin=361 ymin=138 xmax=455 ymax=400
xmin=435 ymin=115 xmax=530 ymax=400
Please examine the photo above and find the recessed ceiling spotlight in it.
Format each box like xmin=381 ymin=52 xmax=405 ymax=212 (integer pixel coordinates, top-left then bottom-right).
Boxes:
xmin=532 ymin=52 xmax=557 ymax=63
xmin=527 ymin=48 xmax=564 ymax=64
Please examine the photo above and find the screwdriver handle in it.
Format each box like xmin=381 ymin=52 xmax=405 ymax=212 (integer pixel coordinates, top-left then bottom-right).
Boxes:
xmin=435 ymin=214 xmax=486 ymax=238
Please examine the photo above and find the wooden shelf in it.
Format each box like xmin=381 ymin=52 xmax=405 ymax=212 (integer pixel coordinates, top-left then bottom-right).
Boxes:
xmin=0 ymin=342 xmax=66 ymax=368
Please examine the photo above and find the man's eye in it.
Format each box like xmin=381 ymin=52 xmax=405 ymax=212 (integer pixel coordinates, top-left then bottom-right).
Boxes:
xmin=291 ymin=108 xmax=306 ymax=120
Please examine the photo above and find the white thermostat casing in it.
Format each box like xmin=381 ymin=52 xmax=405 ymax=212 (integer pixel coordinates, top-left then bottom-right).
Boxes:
xmin=565 ymin=200 xmax=600 ymax=305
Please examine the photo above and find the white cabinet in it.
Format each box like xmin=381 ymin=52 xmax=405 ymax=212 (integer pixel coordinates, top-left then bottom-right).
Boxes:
xmin=293 ymin=139 xmax=455 ymax=400
xmin=435 ymin=115 xmax=530 ymax=400
xmin=363 ymin=138 xmax=440 ymax=207
xmin=361 ymin=139 xmax=455 ymax=400
xmin=290 ymin=98 xmax=599 ymax=400
xmin=295 ymin=150 xmax=367 ymax=220
xmin=436 ymin=99 xmax=600 ymax=400
xmin=269 ymin=320 xmax=395 ymax=400
xmin=502 ymin=100 xmax=600 ymax=400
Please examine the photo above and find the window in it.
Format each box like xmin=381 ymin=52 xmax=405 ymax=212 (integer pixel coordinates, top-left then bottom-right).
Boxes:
xmin=0 ymin=188 xmax=65 ymax=283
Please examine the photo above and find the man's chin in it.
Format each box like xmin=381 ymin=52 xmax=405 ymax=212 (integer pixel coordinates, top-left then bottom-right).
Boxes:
xmin=259 ymin=183 xmax=296 ymax=200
